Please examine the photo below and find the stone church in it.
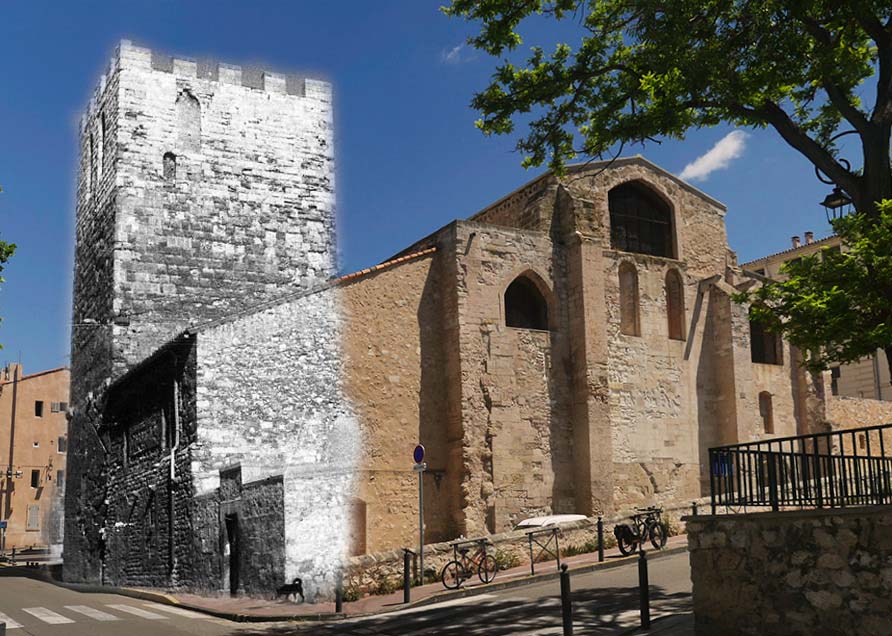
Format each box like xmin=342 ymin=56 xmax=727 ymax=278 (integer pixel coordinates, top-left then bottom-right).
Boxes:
xmin=65 ymin=42 xmax=831 ymax=598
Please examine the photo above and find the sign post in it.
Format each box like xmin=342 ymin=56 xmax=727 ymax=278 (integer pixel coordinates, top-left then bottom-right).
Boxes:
xmin=0 ymin=520 xmax=6 ymax=554
xmin=412 ymin=445 xmax=426 ymax=585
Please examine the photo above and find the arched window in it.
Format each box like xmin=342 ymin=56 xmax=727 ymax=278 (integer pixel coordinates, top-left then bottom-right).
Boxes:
xmin=609 ymin=182 xmax=675 ymax=258
xmin=759 ymin=392 xmax=774 ymax=434
xmin=619 ymin=262 xmax=640 ymax=336
xmin=750 ymin=319 xmax=783 ymax=365
xmin=177 ymin=90 xmax=201 ymax=152
xmin=97 ymin=113 xmax=105 ymax=174
xmin=665 ymin=269 xmax=685 ymax=340
xmin=505 ymin=275 xmax=549 ymax=330
xmin=163 ymin=152 xmax=177 ymax=181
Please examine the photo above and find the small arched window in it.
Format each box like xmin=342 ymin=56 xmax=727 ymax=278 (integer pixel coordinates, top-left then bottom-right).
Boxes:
xmin=97 ymin=113 xmax=105 ymax=174
xmin=750 ymin=319 xmax=783 ymax=365
xmin=619 ymin=261 xmax=640 ymax=336
xmin=665 ymin=269 xmax=685 ymax=340
xmin=759 ymin=392 xmax=774 ymax=434
xmin=609 ymin=182 xmax=675 ymax=258
xmin=505 ymin=275 xmax=549 ymax=330
xmin=163 ymin=152 xmax=177 ymax=181
xmin=177 ymin=90 xmax=201 ymax=152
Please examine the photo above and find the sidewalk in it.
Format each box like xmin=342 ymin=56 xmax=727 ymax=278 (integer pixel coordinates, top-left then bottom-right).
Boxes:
xmin=119 ymin=534 xmax=690 ymax=622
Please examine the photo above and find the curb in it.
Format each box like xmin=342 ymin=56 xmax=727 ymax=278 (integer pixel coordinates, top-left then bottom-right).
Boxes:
xmin=3 ymin=544 xmax=688 ymax=624
xmin=393 ymin=544 xmax=689 ymax=613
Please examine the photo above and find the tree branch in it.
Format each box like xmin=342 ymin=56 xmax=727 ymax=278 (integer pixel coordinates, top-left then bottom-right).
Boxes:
xmin=752 ymin=101 xmax=861 ymax=194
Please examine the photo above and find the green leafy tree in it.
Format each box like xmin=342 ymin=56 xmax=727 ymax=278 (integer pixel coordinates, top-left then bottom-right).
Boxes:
xmin=742 ymin=201 xmax=892 ymax=381
xmin=445 ymin=0 xmax=892 ymax=380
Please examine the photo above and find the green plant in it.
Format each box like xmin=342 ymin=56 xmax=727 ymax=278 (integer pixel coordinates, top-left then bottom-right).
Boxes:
xmin=561 ymin=540 xmax=599 ymax=557
xmin=493 ymin=550 xmax=521 ymax=570
xmin=374 ymin=575 xmax=401 ymax=596
xmin=342 ymin=584 xmax=361 ymax=603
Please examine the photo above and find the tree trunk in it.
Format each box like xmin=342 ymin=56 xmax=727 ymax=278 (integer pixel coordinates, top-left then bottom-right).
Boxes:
xmin=857 ymin=122 xmax=892 ymax=216
xmin=885 ymin=345 xmax=892 ymax=393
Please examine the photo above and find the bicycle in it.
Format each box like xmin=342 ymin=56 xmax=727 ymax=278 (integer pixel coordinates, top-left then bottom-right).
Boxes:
xmin=613 ymin=506 xmax=667 ymax=555
xmin=440 ymin=539 xmax=498 ymax=589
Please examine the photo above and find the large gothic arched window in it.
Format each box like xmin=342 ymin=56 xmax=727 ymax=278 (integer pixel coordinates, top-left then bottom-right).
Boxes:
xmin=609 ymin=182 xmax=675 ymax=258
xmin=505 ymin=275 xmax=549 ymax=330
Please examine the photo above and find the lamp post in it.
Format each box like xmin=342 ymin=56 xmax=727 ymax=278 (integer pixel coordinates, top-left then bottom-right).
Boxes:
xmin=814 ymin=129 xmax=858 ymax=222
xmin=820 ymin=186 xmax=854 ymax=222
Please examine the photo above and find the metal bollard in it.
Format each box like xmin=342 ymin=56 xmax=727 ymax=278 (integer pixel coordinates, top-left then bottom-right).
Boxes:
xmin=560 ymin=564 xmax=573 ymax=636
xmin=335 ymin=572 xmax=343 ymax=614
xmin=638 ymin=550 xmax=650 ymax=629
xmin=403 ymin=549 xmax=412 ymax=603
xmin=692 ymin=501 xmax=699 ymax=516
xmin=529 ymin=533 xmax=535 ymax=576
xmin=597 ymin=516 xmax=604 ymax=562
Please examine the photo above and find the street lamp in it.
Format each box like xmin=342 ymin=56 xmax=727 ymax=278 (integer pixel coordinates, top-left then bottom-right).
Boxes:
xmin=820 ymin=186 xmax=854 ymax=222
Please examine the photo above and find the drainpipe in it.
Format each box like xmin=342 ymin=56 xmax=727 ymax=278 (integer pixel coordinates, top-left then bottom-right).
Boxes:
xmin=168 ymin=378 xmax=180 ymax=579
xmin=873 ymin=352 xmax=883 ymax=400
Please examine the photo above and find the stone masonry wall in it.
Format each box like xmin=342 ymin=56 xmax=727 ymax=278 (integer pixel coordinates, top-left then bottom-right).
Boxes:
xmin=688 ymin=507 xmax=892 ymax=636
xmin=339 ymin=251 xmax=461 ymax=552
xmin=111 ymin=40 xmax=336 ymax=371
xmin=451 ymin=221 xmax=575 ymax=535
xmin=195 ymin=286 xmax=358 ymax=601
xmin=68 ymin=41 xmax=336 ymax=584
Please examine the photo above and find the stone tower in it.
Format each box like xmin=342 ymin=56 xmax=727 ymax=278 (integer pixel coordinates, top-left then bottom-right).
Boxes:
xmin=65 ymin=40 xmax=336 ymax=582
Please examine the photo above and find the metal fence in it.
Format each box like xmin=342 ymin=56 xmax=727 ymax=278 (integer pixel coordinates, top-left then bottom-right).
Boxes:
xmin=709 ymin=423 xmax=892 ymax=514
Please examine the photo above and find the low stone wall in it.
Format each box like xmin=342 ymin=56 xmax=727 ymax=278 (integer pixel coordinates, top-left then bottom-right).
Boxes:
xmin=345 ymin=500 xmax=702 ymax=597
xmin=687 ymin=506 xmax=892 ymax=636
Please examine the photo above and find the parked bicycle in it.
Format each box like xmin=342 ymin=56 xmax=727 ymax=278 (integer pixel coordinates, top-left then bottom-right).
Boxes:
xmin=613 ymin=506 xmax=667 ymax=555
xmin=440 ymin=539 xmax=498 ymax=589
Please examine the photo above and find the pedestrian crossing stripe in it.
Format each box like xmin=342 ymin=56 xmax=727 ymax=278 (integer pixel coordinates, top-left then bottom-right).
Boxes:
xmin=105 ymin=604 xmax=168 ymax=620
xmin=65 ymin=605 xmax=121 ymax=621
xmin=22 ymin=607 xmax=75 ymax=624
xmin=0 ymin=611 xmax=21 ymax=629
xmin=142 ymin=603 xmax=204 ymax=618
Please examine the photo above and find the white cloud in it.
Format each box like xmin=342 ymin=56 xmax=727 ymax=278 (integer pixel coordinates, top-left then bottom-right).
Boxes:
xmin=441 ymin=43 xmax=474 ymax=64
xmin=679 ymin=130 xmax=749 ymax=182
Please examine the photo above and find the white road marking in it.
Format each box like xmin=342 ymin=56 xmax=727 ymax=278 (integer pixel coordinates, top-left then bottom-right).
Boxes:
xmin=105 ymin=604 xmax=168 ymax=620
xmin=373 ymin=593 xmax=498 ymax=618
xmin=65 ymin=605 xmax=121 ymax=621
xmin=0 ymin=611 xmax=22 ymax=628
xmin=22 ymin=607 xmax=75 ymax=624
xmin=142 ymin=603 xmax=205 ymax=618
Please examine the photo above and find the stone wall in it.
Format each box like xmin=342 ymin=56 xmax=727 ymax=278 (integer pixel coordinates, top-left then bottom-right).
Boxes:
xmin=110 ymin=40 xmax=336 ymax=371
xmin=195 ymin=285 xmax=358 ymax=600
xmin=99 ymin=338 xmax=197 ymax=588
xmin=688 ymin=507 xmax=892 ymax=636
xmin=450 ymin=221 xmax=574 ymax=535
xmin=827 ymin=395 xmax=892 ymax=429
xmin=339 ymin=250 xmax=460 ymax=552
xmin=67 ymin=40 xmax=337 ymax=585
xmin=346 ymin=501 xmax=699 ymax=596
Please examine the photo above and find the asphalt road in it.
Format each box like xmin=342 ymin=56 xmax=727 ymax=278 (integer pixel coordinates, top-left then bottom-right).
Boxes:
xmin=0 ymin=550 xmax=692 ymax=636
xmin=261 ymin=549 xmax=693 ymax=636
xmin=0 ymin=569 xmax=270 ymax=636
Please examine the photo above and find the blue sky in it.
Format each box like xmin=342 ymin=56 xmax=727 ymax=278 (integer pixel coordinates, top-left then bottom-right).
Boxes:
xmin=0 ymin=1 xmax=846 ymax=372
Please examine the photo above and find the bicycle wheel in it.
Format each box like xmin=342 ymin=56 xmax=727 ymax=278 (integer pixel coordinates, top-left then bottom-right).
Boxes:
xmin=617 ymin=528 xmax=637 ymax=556
xmin=477 ymin=555 xmax=498 ymax=583
xmin=440 ymin=560 xmax=466 ymax=590
xmin=650 ymin=523 xmax=667 ymax=550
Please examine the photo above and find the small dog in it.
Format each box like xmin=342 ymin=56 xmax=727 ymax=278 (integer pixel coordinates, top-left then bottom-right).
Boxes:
xmin=276 ymin=577 xmax=304 ymax=603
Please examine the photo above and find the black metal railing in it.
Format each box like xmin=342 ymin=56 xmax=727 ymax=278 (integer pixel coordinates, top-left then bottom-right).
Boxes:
xmin=709 ymin=423 xmax=892 ymax=514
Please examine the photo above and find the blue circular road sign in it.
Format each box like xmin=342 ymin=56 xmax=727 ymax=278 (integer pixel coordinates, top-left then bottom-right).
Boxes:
xmin=413 ymin=444 xmax=425 ymax=464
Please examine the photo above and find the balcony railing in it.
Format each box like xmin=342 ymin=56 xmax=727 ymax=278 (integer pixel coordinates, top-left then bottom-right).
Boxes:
xmin=709 ymin=423 xmax=892 ymax=514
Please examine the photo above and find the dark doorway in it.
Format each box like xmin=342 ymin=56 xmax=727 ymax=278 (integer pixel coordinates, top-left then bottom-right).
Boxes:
xmin=225 ymin=514 xmax=239 ymax=595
